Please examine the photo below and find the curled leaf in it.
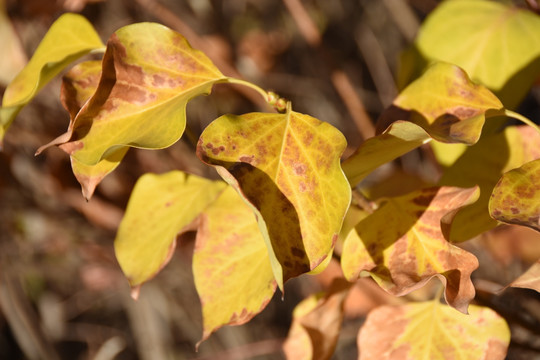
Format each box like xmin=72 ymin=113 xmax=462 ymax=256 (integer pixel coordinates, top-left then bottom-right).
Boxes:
xmin=115 ymin=171 xmax=225 ymax=289
xmin=197 ymin=106 xmax=351 ymax=289
xmin=193 ymin=186 xmax=277 ymax=346
xmin=508 ymin=260 xmax=540 ymax=292
xmin=489 ymin=159 xmax=540 ymax=232
xmin=378 ymin=62 xmax=503 ymax=145
xmin=283 ymin=279 xmax=351 ymax=360
xmin=40 ymin=22 xmax=227 ymax=166
xmin=358 ymin=301 xmax=510 ymax=360
xmin=341 ymin=186 xmax=480 ymax=313
xmin=0 ymin=13 xmax=104 ymax=147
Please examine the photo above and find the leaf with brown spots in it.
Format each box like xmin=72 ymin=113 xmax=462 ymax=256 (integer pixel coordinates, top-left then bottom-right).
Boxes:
xmin=283 ymin=279 xmax=351 ymax=360
xmin=46 ymin=60 xmax=129 ymax=200
xmin=0 ymin=13 xmax=104 ymax=147
xmin=115 ymin=171 xmax=226 ymax=290
xmin=358 ymin=301 xmax=510 ymax=360
xmin=509 ymin=259 xmax=540 ymax=292
xmin=378 ymin=62 xmax=502 ymax=145
xmin=341 ymin=186 xmax=480 ymax=313
xmin=40 ymin=22 xmax=227 ymax=166
xmin=489 ymin=159 xmax=540 ymax=232
xmin=342 ymin=121 xmax=431 ymax=187
xmin=193 ymin=186 xmax=277 ymax=346
xmin=440 ymin=126 xmax=540 ymax=242
xmin=196 ymin=106 xmax=351 ymax=289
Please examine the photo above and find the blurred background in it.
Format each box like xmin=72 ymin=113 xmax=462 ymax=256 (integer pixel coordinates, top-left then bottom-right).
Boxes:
xmin=1 ymin=0 xmax=540 ymax=359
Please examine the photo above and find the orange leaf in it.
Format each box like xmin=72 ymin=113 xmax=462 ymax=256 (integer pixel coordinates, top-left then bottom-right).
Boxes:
xmin=283 ymin=279 xmax=351 ymax=360
xmin=509 ymin=259 xmax=540 ymax=292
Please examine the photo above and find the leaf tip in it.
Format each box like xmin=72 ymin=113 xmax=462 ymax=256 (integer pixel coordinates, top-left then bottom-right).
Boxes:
xmin=130 ymin=285 xmax=141 ymax=300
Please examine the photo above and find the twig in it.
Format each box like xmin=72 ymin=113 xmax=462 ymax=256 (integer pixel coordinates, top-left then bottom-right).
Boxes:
xmin=355 ymin=22 xmax=398 ymax=107
xmin=282 ymin=0 xmax=375 ymax=141
xmin=381 ymin=0 xmax=420 ymax=42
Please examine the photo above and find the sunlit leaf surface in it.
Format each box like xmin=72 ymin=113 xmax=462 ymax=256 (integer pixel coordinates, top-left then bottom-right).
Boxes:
xmin=509 ymin=260 xmax=540 ymax=292
xmin=0 ymin=13 xmax=104 ymax=147
xmin=341 ymin=186 xmax=480 ymax=313
xmin=43 ymin=22 xmax=226 ymax=165
xmin=197 ymin=107 xmax=351 ymax=289
xmin=416 ymin=0 xmax=540 ymax=107
xmin=440 ymin=126 xmax=540 ymax=242
xmin=358 ymin=301 xmax=510 ymax=360
xmin=193 ymin=186 xmax=276 ymax=346
xmin=378 ymin=62 xmax=502 ymax=145
xmin=283 ymin=279 xmax=350 ymax=360
xmin=115 ymin=171 xmax=225 ymax=289
xmin=342 ymin=121 xmax=431 ymax=187
xmin=489 ymin=159 xmax=540 ymax=232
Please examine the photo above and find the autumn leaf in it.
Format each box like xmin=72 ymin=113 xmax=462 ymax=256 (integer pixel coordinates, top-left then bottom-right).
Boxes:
xmin=440 ymin=126 xmax=540 ymax=242
xmin=115 ymin=171 xmax=225 ymax=291
xmin=508 ymin=260 xmax=540 ymax=292
xmin=283 ymin=279 xmax=351 ymax=360
xmin=40 ymin=22 xmax=227 ymax=166
xmin=342 ymin=121 xmax=431 ymax=187
xmin=358 ymin=301 xmax=510 ymax=360
xmin=415 ymin=0 xmax=540 ymax=107
xmin=193 ymin=186 xmax=277 ymax=346
xmin=0 ymin=13 xmax=104 ymax=147
xmin=41 ymin=60 xmax=129 ymax=200
xmin=197 ymin=105 xmax=351 ymax=289
xmin=489 ymin=159 xmax=540 ymax=232
xmin=341 ymin=186 xmax=480 ymax=313
xmin=378 ymin=62 xmax=503 ymax=145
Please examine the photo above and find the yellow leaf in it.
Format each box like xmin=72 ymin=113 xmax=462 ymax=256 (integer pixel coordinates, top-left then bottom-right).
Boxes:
xmin=115 ymin=171 xmax=225 ymax=288
xmin=283 ymin=279 xmax=351 ymax=360
xmin=43 ymin=22 xmax=227 ymax=165
xmin=440 ymin=126 xmax=540 ymax=242
xmin=378 ymin=62 xmax=503 ymax=145
xmin=342 ymin=120 xmax=431 ymax=187
xmin=45 ymin=60 xmax=128 ymax=200
xmin=509 ymin=259 xmax=540 ymax=292
xmin=197 ymin=106 xmax=351 ymax=289
xmin=416 ymin=0 xmax=540 ymax=107
xmin=193 ymin=186 xmax=276 ymax=346
xmin=489 ymin=159 xmax=540 ymax=232
xmin=0 ymin=13 xmax=104 ymax=147
xmin=358 ymin=301 xmax=510 ymax=360
xmin=341 ymin=186 xmax=480 ymax=313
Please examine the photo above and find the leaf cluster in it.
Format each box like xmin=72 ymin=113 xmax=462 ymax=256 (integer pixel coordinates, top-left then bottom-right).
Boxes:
xmin=2 ymin=1 xmax=540 ymax=358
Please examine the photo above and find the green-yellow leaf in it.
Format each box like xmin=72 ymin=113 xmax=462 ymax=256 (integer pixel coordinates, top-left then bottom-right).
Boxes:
xmin=440 ymin=126 xmax=540 ymax=242
xmin=509 ymin=259 xmax=540 ymax=292
xmin=358 ymin=301 xmax=510 ymax=360
xmin=378 ymin=62 xmax=503 ymax=145
xmin=46 ymin=22 xmax=227 ymax=165
xmin=115 ymin=171 xmax=226 ymax=289
xmin=193 ymin=186 xmax=276 ymax=346
xmin=197 ymin=107 xmax=351 ymax=289
xmin=416 ymin=0 xmax=540 ymax=107
xmin=0 ymin=13 xmax=104 ymax=147
xmin=489 ymin=159 xmax=540 ymax=232
xmin=342 ymin=121 xmax=431 ymax=187
xmin=283 ymin=279 xmax=351 ymax=360
xmin=341 ymin=186 xmax=480 ymax=313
